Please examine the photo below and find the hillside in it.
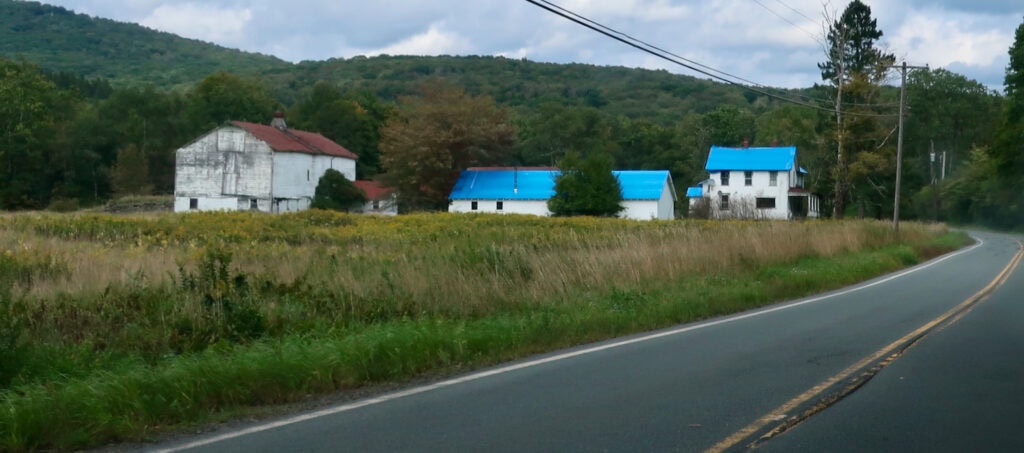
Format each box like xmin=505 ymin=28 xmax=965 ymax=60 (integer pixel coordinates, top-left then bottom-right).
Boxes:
xmin=279 ymin=55 xmax=783 ymax=122
xmin=0 ymin=0 xmax=806 ymax=124
xmin=0 ymin=0 xmax=290 ymax=88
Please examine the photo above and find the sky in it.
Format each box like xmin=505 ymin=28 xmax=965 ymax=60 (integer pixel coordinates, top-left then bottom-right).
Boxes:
xmin=37 ymin=0 xmax=1024 ymax=91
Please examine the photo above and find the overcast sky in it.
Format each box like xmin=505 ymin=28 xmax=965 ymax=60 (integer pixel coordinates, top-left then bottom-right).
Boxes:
xmin=38 ymin=0 xmax=1024 ymax=91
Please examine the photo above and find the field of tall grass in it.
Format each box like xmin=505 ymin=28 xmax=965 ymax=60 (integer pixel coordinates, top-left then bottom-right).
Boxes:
xmin=0 ymin=211 xmax=967 ymax=450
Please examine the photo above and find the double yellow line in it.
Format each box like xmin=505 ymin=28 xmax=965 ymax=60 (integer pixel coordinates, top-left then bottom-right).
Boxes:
xmin=706 ymin=240 xmax=1024 ymax=453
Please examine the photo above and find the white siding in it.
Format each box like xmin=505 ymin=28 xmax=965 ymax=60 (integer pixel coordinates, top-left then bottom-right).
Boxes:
xmin=620 ymin=201 xmax=659 ymax=220
xmin=174 ymin=196 xmax=239 ymax=212
xmin=357 ymin=198 xmax=399 ymax=216
xmin=174 ymin=127 xmax=273 ymax=212
xmin=271 ymin=153 xmax=357 ymax=212
xmin=708 ymin=170 xmax=792 ymax=219
xmin=450 ymin=200 xmax=551 ymax=216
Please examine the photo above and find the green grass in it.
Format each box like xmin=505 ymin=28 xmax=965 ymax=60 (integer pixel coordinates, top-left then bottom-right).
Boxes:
xmin=0 ymin=227 xmax=970 ymax=450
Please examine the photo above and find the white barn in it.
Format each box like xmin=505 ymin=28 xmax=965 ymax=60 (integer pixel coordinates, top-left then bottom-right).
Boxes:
xmin=174 ymin=115 xmax=358 ymax=213
xmin=686 ymin=146 xmax=820 ymax=219
xmin=448 ymin=167 xmax=677 ymax=220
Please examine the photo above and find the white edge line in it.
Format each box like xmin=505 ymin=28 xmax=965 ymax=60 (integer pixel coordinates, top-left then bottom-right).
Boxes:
xmin=158 ymin=237 xmax=985 ymax=452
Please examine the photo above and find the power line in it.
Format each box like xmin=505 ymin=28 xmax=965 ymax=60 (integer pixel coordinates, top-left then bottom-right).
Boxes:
xmin=537 ymin=0 xmax=897 ymax=109
xmin=524 ymin=0 xmax=898 ymax=118
xmin=772 ymin=0 xmax=817 ymax=24
xmin=753 ymin=0 xmax=824 ymax=46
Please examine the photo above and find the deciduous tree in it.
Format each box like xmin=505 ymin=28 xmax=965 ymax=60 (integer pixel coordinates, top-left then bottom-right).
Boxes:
xmin=548 ymin=151 xmax=623 ymax=217
xmin=379 ymin=83 xmax=517 ymax=211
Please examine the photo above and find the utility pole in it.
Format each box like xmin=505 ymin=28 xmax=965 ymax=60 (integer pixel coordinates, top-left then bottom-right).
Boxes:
xmin=893 ymin=61 xmax=928 ymax=234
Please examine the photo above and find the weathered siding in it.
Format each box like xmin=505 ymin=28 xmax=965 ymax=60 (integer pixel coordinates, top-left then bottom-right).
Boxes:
xmin=174 ymin=127 xmax=273 ymax=212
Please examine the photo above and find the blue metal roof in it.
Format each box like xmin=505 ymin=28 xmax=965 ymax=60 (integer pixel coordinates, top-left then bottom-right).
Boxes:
xmin=686 ymin=187 xmax=703 ymax=198
xmin=705 ymin=146 xmax=797 ymax=172
xmin=449 ymin=169 xmax=673 ymax=201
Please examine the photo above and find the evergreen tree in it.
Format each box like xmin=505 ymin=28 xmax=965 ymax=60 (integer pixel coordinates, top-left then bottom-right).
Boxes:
xmin=548 ymin=151 xmax=624 ymax=217
xmin=310 ymin=169 xmax=367 ymax=212
xmin=989 ymin=18 xmax=1024 ymax=226
xmin=818 ymin=0 xmax=895 ymax=219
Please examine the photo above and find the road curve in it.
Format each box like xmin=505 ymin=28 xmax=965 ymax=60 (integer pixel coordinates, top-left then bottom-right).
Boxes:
xmin=150 ymin=230 xmax=1023 ymax=453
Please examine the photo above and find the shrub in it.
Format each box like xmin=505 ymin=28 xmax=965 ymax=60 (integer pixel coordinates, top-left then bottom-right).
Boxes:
xmin=311 ymin=169 xmax=367 ymax=212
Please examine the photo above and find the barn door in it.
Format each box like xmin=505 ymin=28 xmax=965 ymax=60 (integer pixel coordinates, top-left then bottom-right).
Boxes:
xmin=222 ymin=152 xmax=239 ymax=195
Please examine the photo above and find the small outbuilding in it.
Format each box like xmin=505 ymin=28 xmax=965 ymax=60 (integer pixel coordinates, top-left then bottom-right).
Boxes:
xmin=448 ymin=167 xmax=677 ymax=220
xmin=353 ymin=180 xmax=398 ymax=216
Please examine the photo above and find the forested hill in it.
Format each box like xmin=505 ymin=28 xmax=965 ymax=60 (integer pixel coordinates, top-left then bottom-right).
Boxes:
xmin=0 ymin=0 xmax=797 ymax=124
xmin=0 ymin=0 xmax=289 ymax=88
xmin=280 ymin=55 xmax=788 ymax=123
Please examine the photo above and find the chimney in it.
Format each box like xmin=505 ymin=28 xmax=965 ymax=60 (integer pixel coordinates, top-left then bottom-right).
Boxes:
xmin=270 ymin=110 xmax=287 ymax=130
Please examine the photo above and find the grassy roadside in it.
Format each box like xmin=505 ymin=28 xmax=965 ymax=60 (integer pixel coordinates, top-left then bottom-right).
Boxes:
xmin=0 ymin=213 xmax=970 ymax=450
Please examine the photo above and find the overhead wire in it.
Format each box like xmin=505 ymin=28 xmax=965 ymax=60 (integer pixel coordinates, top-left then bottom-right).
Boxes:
xmin=753 ymin=0 xmax=824 ymax=46
xmin=523 ymin=0 xmax=899 ymax=118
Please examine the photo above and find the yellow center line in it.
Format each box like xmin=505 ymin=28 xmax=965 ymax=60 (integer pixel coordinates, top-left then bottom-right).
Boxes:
xmin=704 ymin=240 xmax=1024 ymax=453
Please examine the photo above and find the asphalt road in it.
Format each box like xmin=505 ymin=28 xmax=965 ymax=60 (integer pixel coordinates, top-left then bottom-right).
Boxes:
xmin=152 ymin=230 xmax=1023 ymax=453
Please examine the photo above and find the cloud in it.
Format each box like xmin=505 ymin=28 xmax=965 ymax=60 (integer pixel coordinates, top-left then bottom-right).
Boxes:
xmin=140 ymin=3 xmax=252 ymax=45
xmin=890 ymin=14 xmax=1010 ymax=68
xmin=364 ymin=23 xmax=472 ymax=57
xmin=31 ymin=0 xmax=1024 ymax=91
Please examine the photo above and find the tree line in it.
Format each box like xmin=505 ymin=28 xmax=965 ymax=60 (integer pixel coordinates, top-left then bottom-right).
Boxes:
xmin=1 ymin=8 xmax=1020 ymax=227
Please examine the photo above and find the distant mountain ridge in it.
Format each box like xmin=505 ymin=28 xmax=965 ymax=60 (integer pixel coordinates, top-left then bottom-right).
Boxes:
xmin=0 ymin=0 xmax=290 ymax=88
xmin=1 ymin=0 xmax=796 ymax=125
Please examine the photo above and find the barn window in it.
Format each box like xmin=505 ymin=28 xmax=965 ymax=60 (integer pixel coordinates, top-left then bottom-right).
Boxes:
xmin=471 ymin=201 xmax=478 ymax=210
xmin=496 ymin=201 xmax=504 ymax=211
xmin=189 ymin=198 xmax=198 ymax=210
xmin=744 ymin=171 xmax=753 ymax=186
xmin=372 ymin=200 xmax=380 ymax=210
xmin=720 ymin=194 xmax=730 ymax=210
xmin=756 ymin=197 xmax=776 ymax=209
xmin=721 ymin=171 xmax=730 ymax=186
xmin=769 ymin=171 xmax=778 ymax=186
xmin=250 ymin=199 xmax=258 ymax=210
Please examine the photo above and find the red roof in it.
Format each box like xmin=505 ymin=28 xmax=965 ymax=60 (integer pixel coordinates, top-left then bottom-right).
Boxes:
xmin=354 ymin=180 xmax=394 ymax=200
xmin=231 ymin=121 xmax=358 ymax=159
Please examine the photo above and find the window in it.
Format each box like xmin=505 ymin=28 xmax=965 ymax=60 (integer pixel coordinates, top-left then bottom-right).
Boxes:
xmin=720 ymin=194 xmax=730 ymax=210
xmin=372 ymin=200 xmax=380 ymax=210
xmin=744 ymin=171 xmax=753 ymax=186
xmin=189 ymin=198 xmax=198 ymax=210
xmin=250 ymin=199 xmax=258 ymax=210
xmin=496 ymin=201 xmax=504 ymax=211
xmin=756 ymin=197 xmax=776 ymax=209
xmin=471 ymin=201 xmax=478 ymax=211
xmin=769 ymin=171 xmax=778 ymax=187
xmin=307 ymin=170 xmax=310 ymax=181
xmin=721 ymin=171 xmax=730 ymax=186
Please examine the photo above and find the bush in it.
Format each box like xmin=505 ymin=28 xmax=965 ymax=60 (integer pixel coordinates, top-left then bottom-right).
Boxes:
xmin=310 ymin=169 xmax=367 ymax=212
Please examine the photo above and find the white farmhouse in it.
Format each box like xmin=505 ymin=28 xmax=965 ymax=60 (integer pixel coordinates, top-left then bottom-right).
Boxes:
xmin=174 ymin=114 xmax=358 ymax=213
xmin=686 ymin=146 xmax=820 ymax=219
xmin=448 ymin=167 xmax=677 ymax=220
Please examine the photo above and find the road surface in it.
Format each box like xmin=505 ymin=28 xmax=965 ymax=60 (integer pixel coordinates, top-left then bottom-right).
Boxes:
xmin=151 ymin=230 xmax=1023 ymax=453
